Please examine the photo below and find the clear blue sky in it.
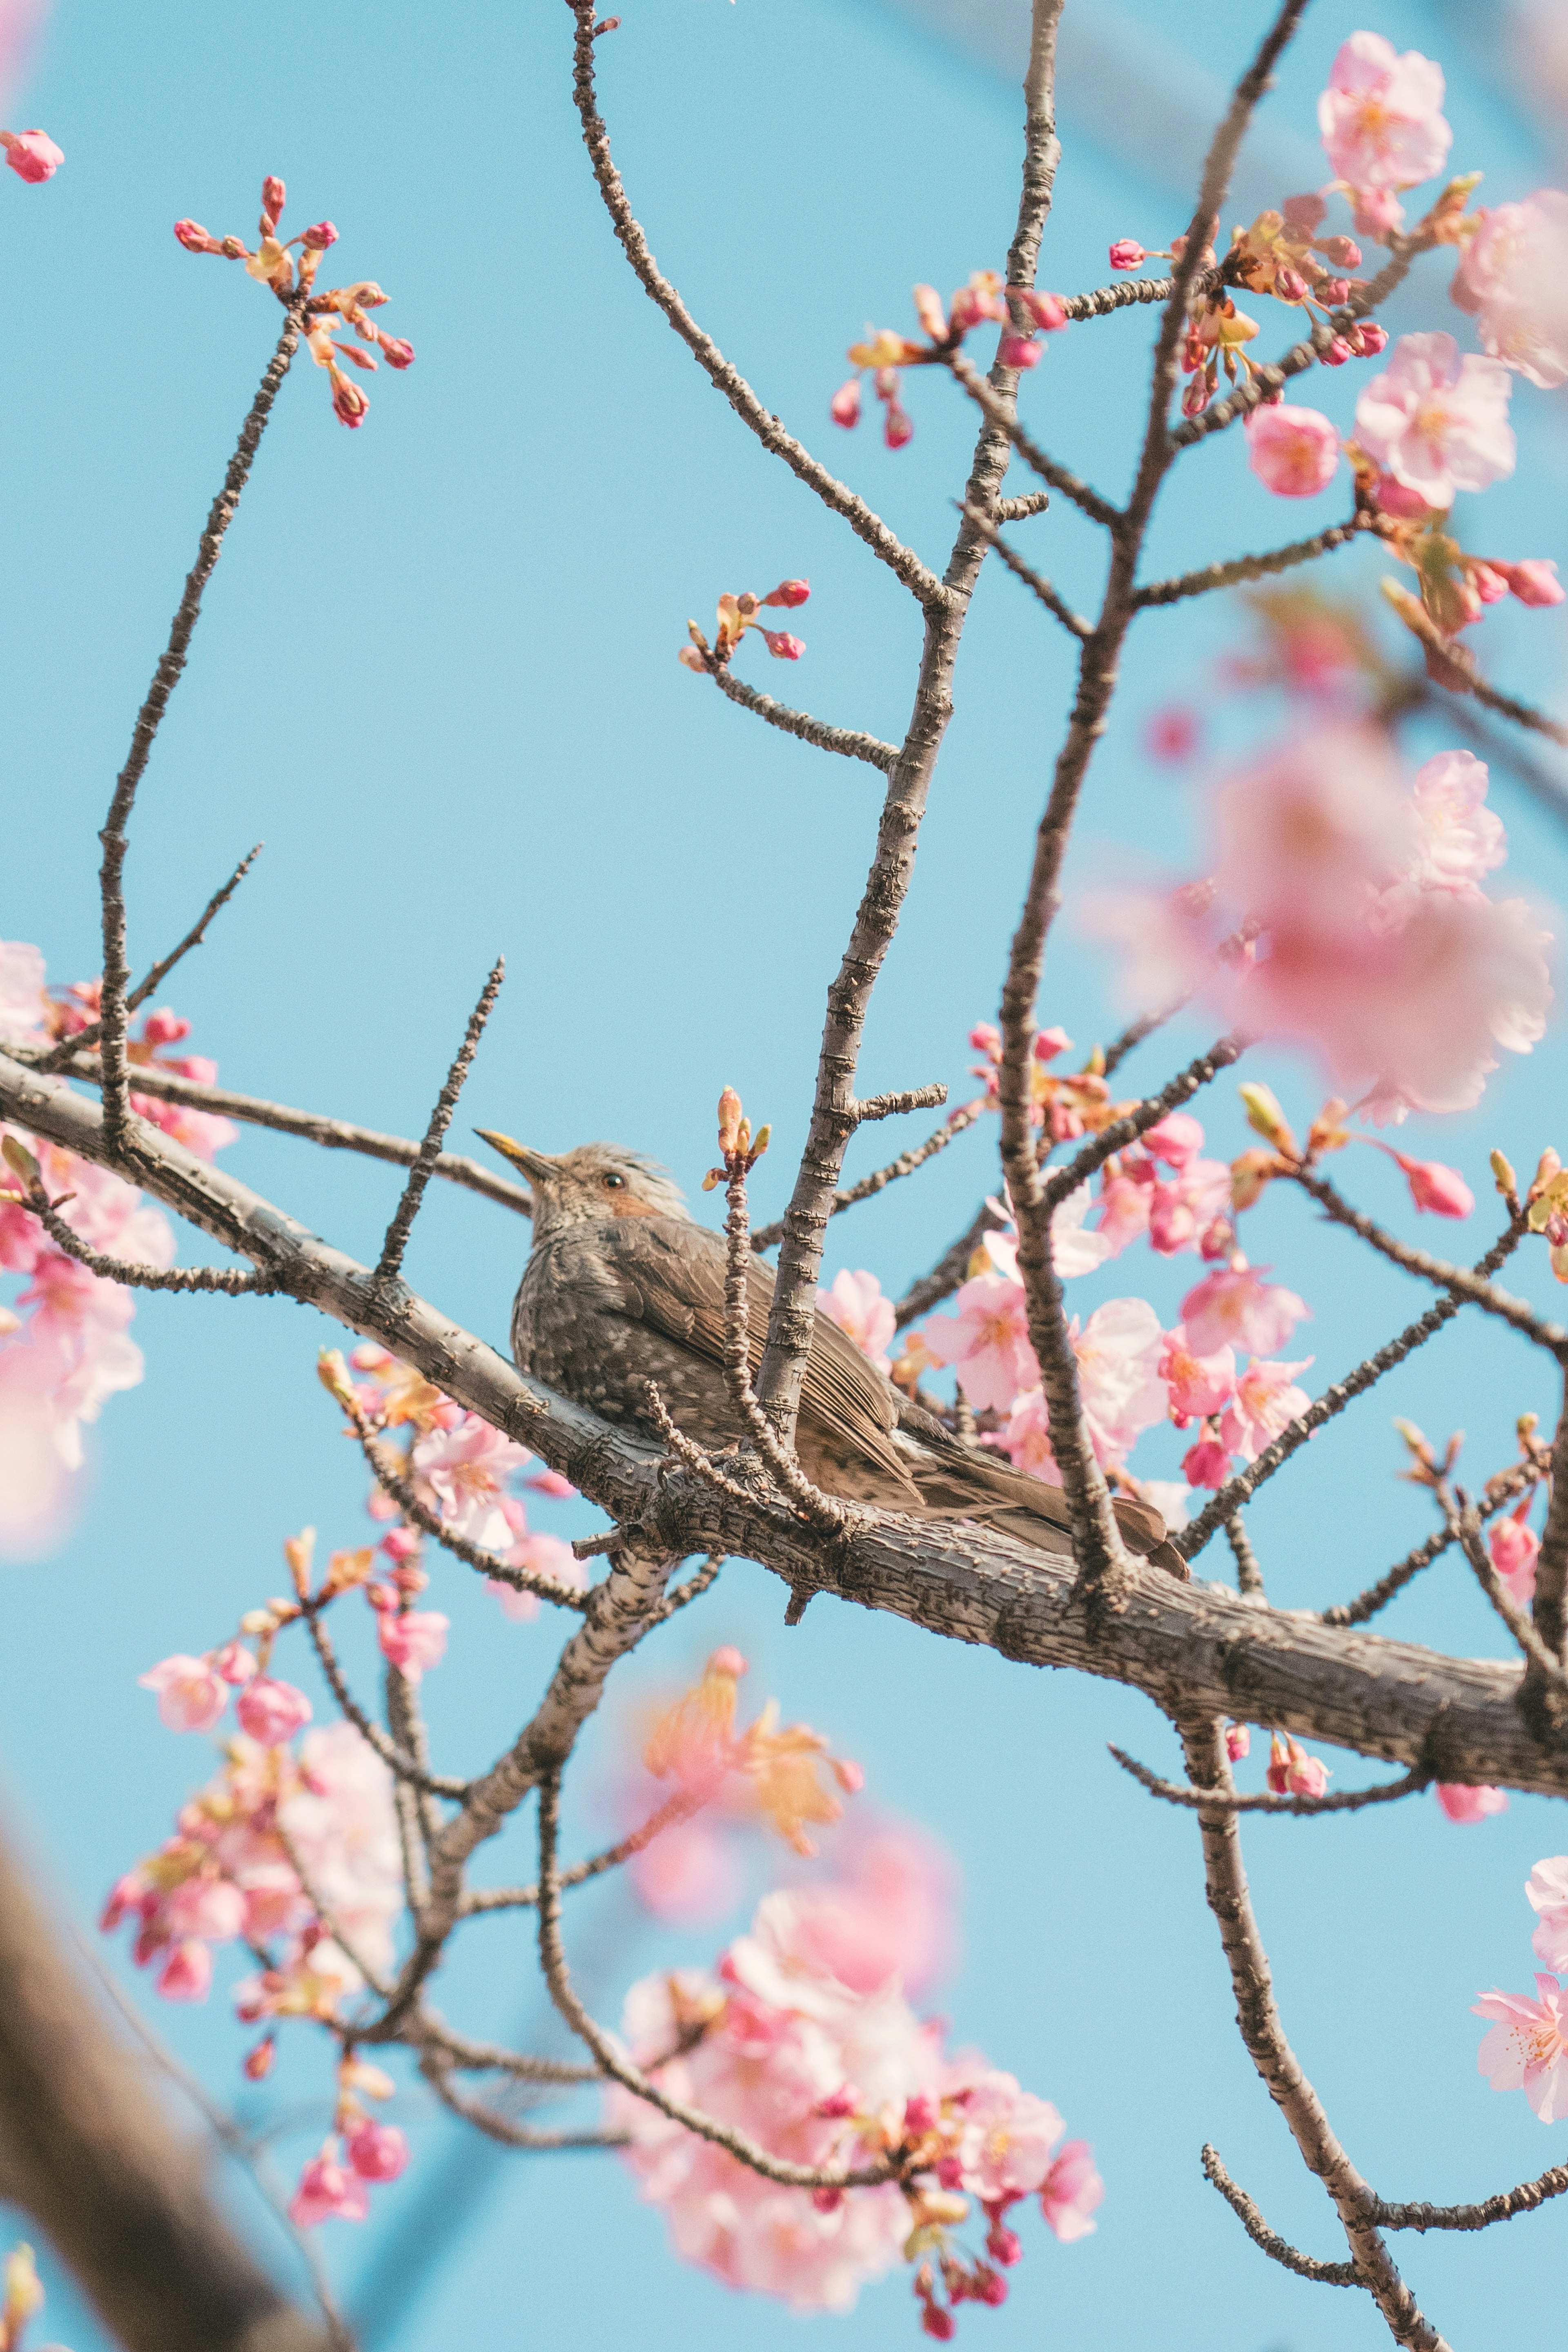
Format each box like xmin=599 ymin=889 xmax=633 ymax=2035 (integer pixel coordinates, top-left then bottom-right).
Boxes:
xmin=4 ymin=0 xmax=1568 ymax=2346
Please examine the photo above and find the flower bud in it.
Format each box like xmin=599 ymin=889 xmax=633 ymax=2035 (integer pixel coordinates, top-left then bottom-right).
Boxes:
xmin=829 ymin=377 xmax=862 ymax=428
xmin=260 ymin=175 xmax=286 ymax=231
xmin=243 ymin=2034 xmax=277 ymax=2080
xmin=1237 ymin=1082 xmax=1297 ymax=1156
xmin=761 ymin=579 xmax=810 ymax=609
xmin=996 ymin=330 xmax=1040 ymax=369
xmin=302 ymin=219 xmax=339 ymax=250
xmin=1315 ymin=234 xmax=1361 ymax=270
xmin=283 ymin=1528 xmax=316 ymax=1599
xmin=174 ymin=217 xmax=223 ymax=253
xmin=1320 ymin=335 xmax=1353 ymax=365
xmin=912 ymin=283 xmax=947 ymax=341
xmin=1394 ymin=1153 xmax=1474 ymax=1219
xmin=1272 ymin=265 xmax=1310 ymax=303
xmin=1281 ymin=192 xmax=1326 ymax=234
xmin=317 ymin=1348 xmax=355 ymax=1407
xmin=1225 ymin=1721 xmax=1251 ymax=1762
xmin=1490 ymin=1149 xmax=1517 ymax=1197
xmin=375 ymin=334 xmax=416 ymax=369
xmin=1108 ymin=238 xmax=1145 ymax=270
xmin=1014 ymin=287 xmax=1067 ymax=330
xmin=1 ymin=1134 xmax=40 ymax=1188
xmin=716 ymin=1089 xmax=743 ymax=1155
xmin=0 ymin=127 xmax=62 ymax=183
xmin=329 ymin=368 xmax=370 ymax=429
xmin=762 ymin=629 xmax=804 ymax=660
xmin=1356 ymin=321 xmax=1388 ymax=356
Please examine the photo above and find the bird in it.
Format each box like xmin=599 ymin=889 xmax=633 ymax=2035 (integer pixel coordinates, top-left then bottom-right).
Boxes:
xmin=476 ymin=1134 xmax=1185 ymax=1575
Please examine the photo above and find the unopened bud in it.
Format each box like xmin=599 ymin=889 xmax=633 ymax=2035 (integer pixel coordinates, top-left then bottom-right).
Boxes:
xmin=1229 ymin=1147 xmax=1278 ymax=1212
xmin=1533 ymin=1149 xmax=1562 ymax=1195
xmin=716 ymin=1088 xmax=743 ymax=1155
xmin=260 ymin=174 xmax=285 ymax=229
xmin=1 ymin=1135 xmax=40 ymax=1190
xmin=1490 ymin=1148 xmax=1517 ymax=1197
xmin=239 ymin=1607 xmax=277 ymax=1637
xmin=243 ymin=2034 xmax=277 ymax=2081
xmin=1520 ymin=1411 xmax=1540 ymax=1443
xmin=1108 ymin=238 xmax=1146 ymax=270
xmin=283 ymin=1527 xmax=315 ymax=1599
xmin=1392 ymin=1417 xmax=1434 ymax=1466
xmin=751 ymin=1123 xmax=771 ymax=1160
xmin=1014 ymin=287 xmax=1067 ymax=331
xmin=762 ymin=629 xmax=804 ymax=659
xmin=317 ymin=1348 xmax=355 ymax=1408
xmin=1237 ymin=1082 xmax=1297 ymax=1157
xmin=302 ymin=219 xmax=339 ymax=250
xmin=760 ymin=579 xmax=809 ymax=609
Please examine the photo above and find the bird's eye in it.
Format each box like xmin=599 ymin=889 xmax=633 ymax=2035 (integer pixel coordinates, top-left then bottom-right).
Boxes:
xmin=602 ymin=1172 xmax=626 ymax=1191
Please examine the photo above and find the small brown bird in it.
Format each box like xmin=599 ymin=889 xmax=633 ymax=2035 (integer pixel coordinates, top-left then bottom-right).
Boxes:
xmin=477 ymin=1135 xmax=1183 ymax=1572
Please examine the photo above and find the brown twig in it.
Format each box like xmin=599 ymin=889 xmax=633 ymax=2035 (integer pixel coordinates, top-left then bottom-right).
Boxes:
xmin=958 ymin=501 xmax=1092 ymax=636
xmin=1528 ymin=1376 xmax=1568 ymax=1673
xmin=1201 ymin=2145 xmax=1361 ymax=2286
xmin=419 ymin=2053 xmax=627 ymax=2152
xmin=944 ymin=350 xmax=1121 ymax=528
xmin=21 ymin=1188 xmax=275 ymax=1295
xmin=708 ymin=668 xmax=897 ymax=771
xmin=1372 ymin=2163 xmax=1568 ymax=2235
xmin=1227 ymin=1514 xmax=1265 ymax=1599
xmin=98 ymin=302 xmax=307 ymax=1162
xmin=719 ymin=1155 xmax=848 ymax=1533
xmin=304 ymin=1608 xmax=468 ymax=1801
xmin=1040 ymin=1034 xmax=1242 ymax=1211
xmin=1131 ymin=514 xmax=1366 ymax=607
xmin=1060 ymin=274 xmax=1178 ymax=319
xmin=347 ymin=1409 xmax=591 ymax=1612
xmin=1111 ymin=1744 xmax=1428 ymax=1815
xmin=1290 ymin=1170 xmax=1565 ymax=1355
xmin=750 ymin=1102 xmax=982 ymax=1253
xmin=1380 ymin=586 xmax=1568 ymax=748
xmin=375 ymin=958 xmax=505 ymax=1286
xmin=460 ymin=1787 xmax=705 ymax=1915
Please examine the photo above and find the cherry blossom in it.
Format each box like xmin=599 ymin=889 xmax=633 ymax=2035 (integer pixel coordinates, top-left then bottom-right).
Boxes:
xmin=1071 ymin=1298 xmax=1168 ymax=1461
xmin=922 ymin=1273 xmax=1037 ymax=1414
xmin=411 ymin=1414 xmax=532 ymax=1549
xmin=488 ymin=1533 xmax=587 ymax=1622
xmin=1474 ymin=1976 xmax=1568 ymax=2120
xmin=1450 ymin=189 xmax=1568 ymax=390
xmin=1434 ymin=1784 xmax=1508 ymax=1824
xmin=1388 ymin=1153 xmax=1473 ymax=1217
xmin=288 ymin=2146 xmax=371 ymax=2226
xmin=236 ymin=1676 xmax=312 ymax=1748
xmin=1407 ymin=749 xmax=1506 ymax=889
xmin=156 ymin=1939 xmax=213 ymax=2002
xmin=1180 ymin=1265 xmax=1308 ymax=1359
xmin=818 ymin=1270 xmax=897 ymax=1374
xmin=1490 ymin=1507 xmax=1541 ymax=1603
xmin=1317 ymin=34 xmax=1451 ymax=199
xmin=1353 ymin=333 xmax=1515 ymax=509
xmin=138 ymin=1653 xmax=229 ymax=1733
xmin=0 ymin=944 xmax=45 ymax=1040
xmin=375 ymin=1605 xmax=449 ymax=1680
xmin=1159 ymin=1327 xmax=1237 ymax=1425
xmin=1245 ymin=403 xmax=1341 ymax=497
xmin=1527 ymin=1858 xmax=1568 ymax=1973
xmin=345 ymin=2119 xmax=410 ymax=2181
xmin=1218 ymin=1355 xmax=1314 ymax=1463
xmin=1266 ymin=1733 xmax=1330 ymax=1797
xmin=1038 ymin=2139 xmax=1103 ymax=2242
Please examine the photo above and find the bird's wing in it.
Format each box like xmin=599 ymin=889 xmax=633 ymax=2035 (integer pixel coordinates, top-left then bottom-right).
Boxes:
xmin=600 ymin=1219 xmax=898 ymax=1443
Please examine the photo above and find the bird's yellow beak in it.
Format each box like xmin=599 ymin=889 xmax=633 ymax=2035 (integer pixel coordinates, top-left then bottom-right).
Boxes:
xmin=474 ymin=1131 xmax=560 ymax=1187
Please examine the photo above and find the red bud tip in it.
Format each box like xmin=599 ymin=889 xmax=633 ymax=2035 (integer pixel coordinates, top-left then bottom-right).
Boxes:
xmin=303 ymin=219 xmax=339 ymax=250
xmin=1108 ymin=238 xmax=1145 ymax=270
xmin=761 ymin=579 xmax=809 ymax=609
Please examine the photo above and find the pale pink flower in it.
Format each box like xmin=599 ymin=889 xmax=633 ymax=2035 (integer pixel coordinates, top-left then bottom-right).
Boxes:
xmin=1450 ymin=190 xmax=1568 ymax=390
xmin=1317 ymin=34 xmax=1451 ymax=193
xmin=1527 ymin=1858 xmax=1568 ymax=1973
xmin=213 ymin=1639 xmax=258 ymax=1685
xmin=1143 ymin=1112 xmax=1205 ymax=1169
xmin=131 ymin=1094 xmax=237 ymax=1162
xmin=1474 ymin=1976 xmax=1568 ymax=2120
xmin=1039 ymin=2138 xmax=1103 ymax=2242
xmin=376 ymin=1607 xmax=449 ymax=1682
xmin=629 ymin=1816 xmax=745 ymax=1926
xmin=817 ymin=1270 xmax=896 ymax=1374
xmin=289 ymin=2146 xmax=371 ymax=2226
xmin=165 ymin=1875 xmax=247 ymax=1941
xmin=0 ymin=127 xmax=62 ymax=183
xmin=411 ymin=1414 xmax=530 ymax=1549
xmin=1407 ymin=750 xmax=1506 ymax=890
xmin=0 ymin=942 xmax=45 ymax=1041
xmin=236 ymin=1676 xmax=312 ymax=1748
xmin=922 ymin=1274 xmax=1037 ymax=1414
xmin=1354 ymin=333 xmax=1515 ymax=509
xmin=1434 ymin=1783 xmax=1508 ymax=1823
xmin=1002 ymin=1387 xmax=1056 ymax=1481
xmin=1180 ymin=1265 xmax=1308 ymax=1359
xmin=770 ymin=1822 xmax=956 ymax=2001
xmin=1225 ymin=1722 xmax=1251 ymax=1762
xmin=345 ymin=2120 xmax=409 ymax=2181
xmin=1246 ymin=403 xmax=1341 ymax=497
xmin=951 ymin=2069 xmax=1065 ymax=2201
xmin=1072 ymin=1297 xmax=1168 ymax=1463
xmin=1267 ymin=1733 xmax=1330 ymax=1797
xmin=1047 ymin=1186 xmax=1116 ymax=1278
xmin=1214 ymin=726 xmax=1415 ymax=930
xmin=1491 ymin=1510 xmax=1541 ymax=1603
xmin=138 ymin=1653 xmax=228 ymax=1733
xmin=1158 ymin=1327 xmax=1236 ymax=1423
xmin=1218 ymin=1355 xmax=1314 ymax=1463
xmin=156 ymin=1938 xmax=212 ymax=2002
xmin=281 ymin=1724 xmax=402 ymax=1983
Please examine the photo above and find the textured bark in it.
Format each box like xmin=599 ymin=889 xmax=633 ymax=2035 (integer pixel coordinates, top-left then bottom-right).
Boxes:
xmin=0 ymin=1813 xmax=327 ymax=2352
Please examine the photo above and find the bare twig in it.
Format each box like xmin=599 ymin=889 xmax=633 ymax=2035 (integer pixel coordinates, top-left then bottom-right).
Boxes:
xmin=347 ymin=1409 xmax=590 ymax=1611
xmin=893 ymin=1197 xmax=1010 ymax=1329
xmin=303 ymin=1608 xmax=468 ymax=1800
xmin=98 ymin=302 xmax=307 ymax=1161
xmin=1381 ymin=589 xmax=1568 ymax=748
xmin=1040 ymin=1034 xmax=1242 ymax=1210
xmin=461 ymin=1787 xmax=705 ymax=1915
xmin=708 ymin=668 xmax=897 ymax=771
xmin=1111 ymin=1744 xmax=1428 ymax=1815
xmin=750 ymin=1104 xmax=981 ymax=1253
xmin=375 ymin=958 xmax=505 ymax=1286
xmin=1202 ymin=2144 xmax=1361 ymax=2286
xmin=1132 ymin=514 xmax=1365 ymax=607
xmin=1060 ymin=274 xmax=1178 ymax=319
xmin=719 ymin=1154 xmax=849 ymax=1533
xmin=1449 ymin=1492 xmax=1568 ymax=1691
xmin=33 ymin=844 xmax=264 ymax=1077
xmin=1290 ymin=1170 xmax=1564 ymax=1355
xmin=1372 ymin=2164 xmax=1568 ymax=2235
xmin=945 ymin=351 xmax=1120 ymax=527
xmin=1227 ymin=1514 xmax=1265 ymax=1599
xmin=419 ymin=2053 xmax=627 ymax=2152
xmin=958 ymin=501 xmax=1092 ymax=636
xmin=21 ymin=1188 xmax=276 ymax=1295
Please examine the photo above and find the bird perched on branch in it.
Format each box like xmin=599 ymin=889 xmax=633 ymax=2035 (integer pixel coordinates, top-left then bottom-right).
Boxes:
xmin=476 ymin=1134 xmax=1185 ymax=1575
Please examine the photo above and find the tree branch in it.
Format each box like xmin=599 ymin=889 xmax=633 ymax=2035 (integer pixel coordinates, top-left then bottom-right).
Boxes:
xmin=708 ymin=668 xmax=897 ymax=771
xmin=749 ymin=1103 xmax=981 ymax=1254
xmin=1290 ymin=1170 xmax=1564 ymax=1355
xmin=1111 ymin=1744 xmax=1428 ymax=1815
xmin=1201 ymin=2144 xmax=1361 ymax=2286
xmin=374 ymin=957 xmax=504 ymax=1287
xmin=1132 ymin=514 xmax=1365 ymax=607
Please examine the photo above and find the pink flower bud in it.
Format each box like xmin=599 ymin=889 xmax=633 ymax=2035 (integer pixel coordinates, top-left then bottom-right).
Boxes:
xmin=976 ymin=2270 xmax=1009 ymax=2307
xmin=815 ymin=2087 xmax=858 ymax=2118
xmin=345 ymin=2120 xmax=410 ymax=2182
xmin=1108 ymin=238 xmax=1145 ymax=270
xmin=1180 ymin=372 xmax=1211 ymax=417
xmin=236 ymin=1675 xmax=312 ymax=1747
xmin=329 ymin=369 xmax=370 ymax=429
xmin=1316 ymin=234 xmax=1362 ymax=270
xmin=831 ymin=1756 xmax=865 ymax=1793
xmin=174 ymin=218 xmax=223 ymax=254
xmin=1245 ymin=400 xmax=1340 ymax=496
xmin=1225 ymin=1721 xmax=1251 ymax=1762
xmin=141 ymin=1008 xmax=192 ymax=1046
xmin=380 ymin=1527 xmax=421 ymax=1565
xmin=244 ymin=2034 xmax=277 ymax=2080
xmin=1356 ymin=321 xmax=1388 ymax=356
xmin=1495 ymin=559 xmax=1565 ymax=608
xmin=302 ymin=220 xmax=339 ymax=250
xmin=166 ymin=1876 xmax=247 ymax=1942
xmin=761 ymin=579 xmax=810 ymax=609
xmin=1285 ymin=1749 xmax=1329 ymax=1799
xmin=1351 ymin=186 xmax=1405 ymax=240
xmin=1015 ymin=287 xmax=1067 ymax=331
xmin=100 ymin=1871 xmax=146 ymax=1931
xmin=156 ymin=1938 xmax=213 ymax=2002
xmin=1394 ymin=1154 xmax=1474 ymax=1218
xmin=0 ymin=129 xmax=63 ymax=184
xmin=1434 ymin=1782 xmax=1508 ymax=1823
xmin=709 ymin=1645 xmax=747 ymax=1678
xmin=139 ymin=1654 xmax=229 ymax=1733
xmin=289 ymin=2147 xmax=370 ymax=2227
xmin=922 ymin=2311 xmax=956 ymax=2343
xmin=762 ymin=630 xmax=804 ymax=659
xmin=911 ymin=283 xmax=947 ymax=342
xmin=376 ymin=1607 xmax=450 ymax=1682
xmin=986 ymin=2221 xmax=1023 ymax=2265
xmin=1320 ymin=336 xmax=1353 ymax=366
xmin=1470 ymin=563 xmax=1509 ymax=605
xmin=261 ymin=175 xmax=286 ymax=229
xmin=1373 ymin=473 xmax=1429 ymax=519
xmin=904 ymin=2094 xmax=937 ymax=2136
xmin=997 ymin=330 xmax=1040 ymax=369
xmin=375 ymin=334 xmax=415 ymax=369
xmin=811 ymin=2187 xmax=844 ymax=2213
xmin=1282 ymin=192 xmax=1326 ymax=234
xmin=1273 ymin=267 xmax=1310 ymax=303
xmin=1182 ymin=1437 xmax=1232 ymax=1489
xmin=830 ymin=376 xmax=862 ymax=429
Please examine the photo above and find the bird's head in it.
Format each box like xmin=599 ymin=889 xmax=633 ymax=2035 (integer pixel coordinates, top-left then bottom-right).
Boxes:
xmin=474 ymin=1134 xmax=687 ymax=1238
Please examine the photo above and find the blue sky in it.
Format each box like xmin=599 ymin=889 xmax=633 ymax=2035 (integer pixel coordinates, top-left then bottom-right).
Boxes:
xmin=4 ymin=0 xmax=1568 ymax=2345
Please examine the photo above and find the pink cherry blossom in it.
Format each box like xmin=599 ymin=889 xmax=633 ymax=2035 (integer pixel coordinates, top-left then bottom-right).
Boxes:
xmin=1039 ymin=2138 xmax=1103 ymax=2242
xmin=1218 ymin=1356 xmax=1314 ymax=1464
xmin=1180 ymin=1266 xmax=1308 ymax=1359
xmin=156 ymin=1938 xmax=212 ymax=2002
xmin=1451 ymin=190 xmax=1568 ymax=390
xmin=1143 ymin=1112 xmax=1205 ymax=1169
xmin=138 ymin=1653 xmax=229 ymax=1733
xmin=1407 ymin=750 xmax=1506 ymax=890
xmin=629 ymin=1816 xmax=746 ymax=1925
xmin=1490 ymin=1510 xmax=1541 ymax=1603
xmin=1490 ymin=560 xmax=1565 ymax=608
xmin=1158 ymin=1327 xmax=1236 ymax=1423
xmin=1434 ymin=1783 xmax=1508 ymax=1823
xmin=817 ymin=1270 xmax=896 ymax=1374
xmin=1072 ymin=1298 xmax=1168 ymax=1462
xmin=1108 ymin=239 xmax=1145 ymax=270
xmin=830 ymin=378 xmax=862 ymax=428
xmin=1246 ymin=403 xmax=1341 ymax=497
xmin=236 ymin=1676 xmax=312 ymax=1748
xmin=165 ymin=1875 xmax=247 ymax=1942
xmin=213 ymin=1639 xmax=258 ymax=1685
xmin=345 ymin=2120 xmax=409 ymax=2181
xmin=280 ymin=1725 xmax=403 ymax=1984
xmin=1182 ymin=1437 xmax=1232 ymax=1489
xmin=288 ymin=2146 xmax=371 ymax=2226
xmin=0 ymin=128 xmax=63 ymax=184
xmin=1527 ymin=1858 xmax=1568 ymax=1973
xmin=922 ymin=1274 xmax=1037 ymax=1414
xmin=1354 ymin=334 xmax=1515 ymax=509
xmin=951 ymin=2069 xmax=1065 ymax=2201
xmin=410 ymin=1414 xmax=531 ymax=1549
xmin=1214 ymin=725 xmax=1416 ymax=929
xmin=1474 ymin=1975 xmax=1568 ymax=2120
xmin=376 ymin=1607 xmax=449 ymax=1682
xmin=1317 ymin=34 xmax=1451 ymax=194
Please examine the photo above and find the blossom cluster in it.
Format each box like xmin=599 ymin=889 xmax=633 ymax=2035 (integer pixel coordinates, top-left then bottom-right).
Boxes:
xmin=1476 ymin=1858 xmax=1568 ymax=2120
xmin=611 ymin=1868 xmax=1100 ymax=2332
xmin=0 ymin=940 xmax=238 ymax=1550
xmin=831 ymin=271 xmax=1068 ymax=447
xmin=678 ymin=579 xmax=810 ymax=673
xmin=175 ymin=176 xmax=414 ymax=429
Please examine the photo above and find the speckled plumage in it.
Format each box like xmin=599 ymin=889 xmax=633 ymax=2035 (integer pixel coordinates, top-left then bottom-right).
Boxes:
xmin=486 ymin=1140 xmax=1180 ymax=1568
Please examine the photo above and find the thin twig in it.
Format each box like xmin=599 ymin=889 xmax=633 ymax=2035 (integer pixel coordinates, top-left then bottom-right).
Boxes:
xmin=1183 ymin=1209 xmax=1530 ymax=1561
xmin=654 ymin=1552 xmax=726 ymax=1617
xmin=1291 ymin=1170 xmax=1565 ymax=1355
xmin=303 ymin=1609 xmax=469 ymax=1800
xmin=945 ymin=350 xmax=1120 ymax=528
xmin=348 ymin=1410 xmax=591 ymax=1612
xmin=958 ymin=502 xmax=1091 ymax=636
xmin=1040 ymin=1034 xmax=1243 ymax=1210
xmin=375 ymin=958 xmax=505 ymax=1286
xmin=461 ymin=1788 xmax=705 ymax=1914
xmin=535 ymin=1771 xmax=894 ymax=2188
xmin=1528 ymin=1376 xmax=1568 ymax=1670
xmin=1372 ymin=2164 xmax=1568 ymax=2235
xmin=750 ymin=1103 xmax=982 ymax=1252
xmin=1111 ymin=1744 xmax=1428 ymax=1815
xmin=893 ymin=1197 xmax=1011 ymax=1328
xmin=1132 ymin=514 xmax=1365 ymax=607
xmin=1060 ymin=274 xmax=1178 ymax=319
xmin=1320 ymin=1456 xmax=1542 ymax=1630
xmin=1448 ymin=1492 xmax=1568 ymax=1690
xmin=1227 ymin=1514 xmax=1265 ymax=1599
xmin=1381 ymin=586 xmax=1568 ymax=748
xmin=720 ymin=1155 xmax=848 ymax=1534
xmin=419 ymin=2055 xmax=628 ymax=2152
xmin=33 ymin=844 xmax=264 ymax=1077
xmin=708 ymin=668 xmax=897 ymax=771
xmin=20 ymin=1189 xmax=275 ymax=1295
xmin=1201 ymin=2144 xmax=1361 ymax=2287
xmin=98 ymin=302 xmax=306 ymax=1160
